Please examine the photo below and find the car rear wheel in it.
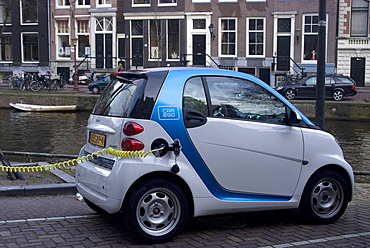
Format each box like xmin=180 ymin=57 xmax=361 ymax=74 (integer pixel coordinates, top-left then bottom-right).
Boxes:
xmin=299 ymin=169 xmax=349 ymax=224
xmin=92 ymin=86 xmax=100 ymax=94
xmin=332 ymin=90 xmax=344 ymax=101
xmin=284 ymin=89 xmax=296 ymax=100
xmin=123 ymin=178 xmax=188 ymax=243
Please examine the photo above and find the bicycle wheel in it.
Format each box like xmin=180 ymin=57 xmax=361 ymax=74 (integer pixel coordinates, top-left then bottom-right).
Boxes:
xmin=51 ymin=80 xmax=60 ymax=90
xmin=30 ymin=81 xmax=41 ymax=91
xmin=8 ymin=81 xmax=14 ymax=90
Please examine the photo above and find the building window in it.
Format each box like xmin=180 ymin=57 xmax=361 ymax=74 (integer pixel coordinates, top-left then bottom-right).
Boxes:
xmin=167 ymin=19 xmax=180 ymax=60
xmin=133 ymin=0 xmax=150 ymax=4
xmin=57 ymin=0 xmax=70 ymax=7
xmin=0 ymin=0 xmax=12 ymax=24
xmin=0 ymin=34 xmax=12 ymax=61
xmin=96 ymin=17 xmax=113 ymax=32
xmin=95 ymin=16 xmax=113 ymax=68
xmin=56 ymin=20 xmax=70 ymax=58
xmin=159 ymin=0 xmax=177 ymax=4
xmin=220 ymin=18 xmax=236 ymax=56
xmin=278 ymin=18 xmax=291 ymax=33
xmin=351 ymin=0 xmax=369 ymax=37
xmin=22 ymin=33 xmax=39 ymax=62
xmin=77 ymin=20 xmax=90 ymax=57
xmin=21 ymin=0 xmax=38 ymax=24
xmin=132 ymin=20 xmax=143 ymax=35
xmin=150 ymin=19 xmax=161 ymax=59
xmin=97 ymin=0 xmax=111 ymax=6
xmin=247 ymin=18 xmax=264 ymax=56
xmin=303 ymin=15 xmax=318 ymax=61
xmin=193 ymin=19 xmax=206 ymax=29
xmin=77 ymin=0 xmax=90 ymax=7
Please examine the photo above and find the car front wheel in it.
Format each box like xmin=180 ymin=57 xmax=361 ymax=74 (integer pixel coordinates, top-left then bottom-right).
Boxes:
xmin=284 ymin=89 xmax=296 ymax=100
xmin=332 ymin=90 xmax=344 ymax=101
xmin=91 ymin=86 xmax=100 ymax=94
xmin=299 ymin=169 xmax=349 ymax=224
xmin=123 ymin=178 xmax=188 ymax=243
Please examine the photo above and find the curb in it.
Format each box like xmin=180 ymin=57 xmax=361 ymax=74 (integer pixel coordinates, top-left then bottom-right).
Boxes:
xmin=0 ymin=183 xmax=77 ymax=196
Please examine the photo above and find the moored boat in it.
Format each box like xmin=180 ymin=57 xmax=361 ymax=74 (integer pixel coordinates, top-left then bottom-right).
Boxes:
xmin=9 ymin=102 xmax=79 ymax=112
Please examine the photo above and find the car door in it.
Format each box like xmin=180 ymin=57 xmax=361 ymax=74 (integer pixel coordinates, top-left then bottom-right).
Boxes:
xmin=183 ymin=76 xmax=304 ymax=197
xmin=299 ymin=77 xmax=317 ymax=97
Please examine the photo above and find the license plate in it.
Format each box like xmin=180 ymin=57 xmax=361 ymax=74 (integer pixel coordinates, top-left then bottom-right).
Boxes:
xmin=89 ymin=132 xmax=106 ymax=147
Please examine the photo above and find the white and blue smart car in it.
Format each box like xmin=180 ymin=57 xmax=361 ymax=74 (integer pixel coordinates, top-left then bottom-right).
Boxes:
xmin=76 ymin=67 xmax=354 ymax=243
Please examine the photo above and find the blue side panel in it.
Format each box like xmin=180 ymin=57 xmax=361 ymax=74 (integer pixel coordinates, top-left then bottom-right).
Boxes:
xmin=151 ymin=69 xmax=294 ymax=202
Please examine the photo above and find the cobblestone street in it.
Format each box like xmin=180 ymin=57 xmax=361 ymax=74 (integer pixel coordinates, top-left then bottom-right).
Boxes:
xmin=0 ymin=184 xmax=369 ymax=247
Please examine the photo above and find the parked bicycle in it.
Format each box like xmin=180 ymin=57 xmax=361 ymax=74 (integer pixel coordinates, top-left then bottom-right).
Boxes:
xmin=29 ymin=72 xmax=56 ymax=91
xmin=7 ymin=74 xmax=23 ymax=90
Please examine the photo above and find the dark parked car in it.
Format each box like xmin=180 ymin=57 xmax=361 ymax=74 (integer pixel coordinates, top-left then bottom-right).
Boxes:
xmin=275 ymin=75 xmax=357 ymax=101
xmin=88 ymin=75 xmax=110 ymax=94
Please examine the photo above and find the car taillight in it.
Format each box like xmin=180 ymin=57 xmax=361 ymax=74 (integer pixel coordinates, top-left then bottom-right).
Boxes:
xmin=121 ymin=138 xmax=144 ymax=151
xmin=351 ymin=85 xmax=356 ymax=89
xmin=123 ymin=122 xmax=144 ymax=136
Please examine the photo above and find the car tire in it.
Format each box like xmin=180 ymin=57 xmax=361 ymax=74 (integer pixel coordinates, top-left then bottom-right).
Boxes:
xmin=332 ymin=90 xmax=344 ymax=101
xmin=92 ymin=86 xmax=100 ymax=94
xmin=84 ymin=198 xmax=108 ymax=215
xmin=299 ymin=169 xmax=349 ymax=224
xmin=123 ymin=178 xmax=188 ymax=243
xmin=284 ymin=89 xmax=296 ymax=100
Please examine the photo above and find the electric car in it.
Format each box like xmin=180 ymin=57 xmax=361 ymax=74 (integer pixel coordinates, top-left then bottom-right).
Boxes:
xmin=76 ymin=67 xmax=354 ymax=243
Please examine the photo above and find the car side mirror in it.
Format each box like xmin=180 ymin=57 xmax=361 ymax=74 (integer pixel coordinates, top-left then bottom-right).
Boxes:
xmin=285 ymin=107 xmax=302 ymax=126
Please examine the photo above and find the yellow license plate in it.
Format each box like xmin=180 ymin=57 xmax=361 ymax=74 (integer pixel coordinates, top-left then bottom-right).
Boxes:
xmin=89 ymin=132 xmax=106 ymax=147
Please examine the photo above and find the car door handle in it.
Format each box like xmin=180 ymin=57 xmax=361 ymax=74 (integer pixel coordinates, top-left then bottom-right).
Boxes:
xmin=183 ymin=108 xmax=207 ymax=128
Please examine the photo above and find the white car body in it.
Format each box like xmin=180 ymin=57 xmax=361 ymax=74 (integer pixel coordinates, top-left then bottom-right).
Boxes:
xmin=75 ymin=68 xmax=354 ymax=243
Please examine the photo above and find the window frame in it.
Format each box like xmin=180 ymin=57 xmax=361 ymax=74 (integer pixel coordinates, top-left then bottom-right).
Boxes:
xmin=56 ymin=0 xmax=71 ymax=9
xmin=246 ymin=17 xmax=265 ymax=58
xmin=302 ymin=14 xmax=319 ymax=62
xmin=20 ymin=0 xmax=38 ymax=25
xmin=21 ymin=32 xmax=39 ymax=63
xmin=76 ymin=0 xmax=91 ymax=8
xmin=158 ymin=0 xmax=177 ymax=6
xmin=56 ymin=19 xmax=70 ymax=59
xmin=219 ymin=18 xmax=237 ymax=57
xmin=132 ymin=0 xmax=150 ymax=6
xmin=149 ymin=19 xmax=162 ymax=61
xmin=167 ymin=19 xmax=180 ymax=61
xmin=97 ymin=0 xmax=112 ymax=7
xmin=350 ymin=0 xmax=369 ymax=37
xmin=0 ymin=33 xmax=13 ymax=62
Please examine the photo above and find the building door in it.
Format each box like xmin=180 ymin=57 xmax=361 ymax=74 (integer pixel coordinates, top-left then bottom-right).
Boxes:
xmin=95 ymin=34 xmax=112 ymax=69
xmin=192 ymin=35 xmax=206 ymax=66
xmin=351 ymin=57 xmax=365 ymax=87
xmin=277 ymin=36 xmax=291 ymax=71
xmin=259 ymin=67 xmax=271 ymax=85
xmin=132 ymin=38 xmax=143 ymax=67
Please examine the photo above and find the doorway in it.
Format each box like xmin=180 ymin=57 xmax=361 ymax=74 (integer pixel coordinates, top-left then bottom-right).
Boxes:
xmin=277 ymin=36 xmax=291 ymax=71
xmin=351 ymin=57 xmax=365 ymax=87
xmin=192 ymin=35 xmax=206 ymax=66
xmin=132 ymin=38 xmax=143 ymax=67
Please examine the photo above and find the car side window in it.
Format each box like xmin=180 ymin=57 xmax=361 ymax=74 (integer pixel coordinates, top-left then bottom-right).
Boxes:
xmin=325 ymin=77 xmax=333 ymax=85
xmin=206 ymin=76 xmax=286 ymax=124
xmin=183 ymin=77 xmax=208 ymax=115
xmin=305 ymin=77 xmax=316 ymax=86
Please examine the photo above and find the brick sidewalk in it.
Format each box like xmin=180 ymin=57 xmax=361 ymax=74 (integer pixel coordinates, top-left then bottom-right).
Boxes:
xmin=0 ymin=184 xmax=369 ymax=247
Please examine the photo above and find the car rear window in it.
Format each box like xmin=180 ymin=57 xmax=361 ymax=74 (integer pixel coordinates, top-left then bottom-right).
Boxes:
xmin=92 ymin=71 xmax=168 ymax=119
xmin=336 ymin=77 xmax=355 ymax=84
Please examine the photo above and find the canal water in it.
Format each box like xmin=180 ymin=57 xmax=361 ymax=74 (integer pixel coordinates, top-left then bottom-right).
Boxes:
xmin=0 ymin=109 xmax=369 ymax=178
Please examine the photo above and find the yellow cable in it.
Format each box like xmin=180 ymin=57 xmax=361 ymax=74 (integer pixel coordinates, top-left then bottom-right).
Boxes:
xmin=0 ymin=147 xmax=164 ymax=173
